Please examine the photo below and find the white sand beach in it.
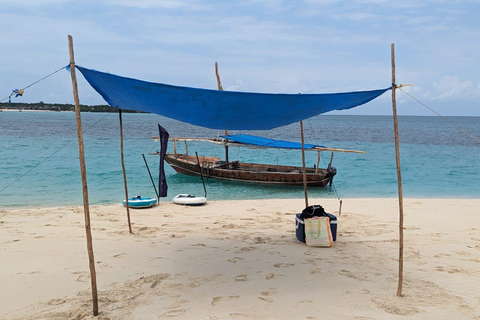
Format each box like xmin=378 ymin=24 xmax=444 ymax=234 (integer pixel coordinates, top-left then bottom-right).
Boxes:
xmin=1 ymin=198 xmax=479 ymax=319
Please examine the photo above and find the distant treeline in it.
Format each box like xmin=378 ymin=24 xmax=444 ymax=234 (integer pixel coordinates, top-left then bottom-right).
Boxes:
xmin=0 ymin=101 xmax=142 ymax=113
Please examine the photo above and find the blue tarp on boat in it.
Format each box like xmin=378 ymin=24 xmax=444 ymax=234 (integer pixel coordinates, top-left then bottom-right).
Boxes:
xmin=222 ymin=134 xmax=325 ymax=149
xmin=76 ymin=65 xmax=390 ymax=130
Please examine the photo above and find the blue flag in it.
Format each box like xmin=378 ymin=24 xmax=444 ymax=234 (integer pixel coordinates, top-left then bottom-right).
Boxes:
xmin=158 ymin=124 xmax=169 ymax=197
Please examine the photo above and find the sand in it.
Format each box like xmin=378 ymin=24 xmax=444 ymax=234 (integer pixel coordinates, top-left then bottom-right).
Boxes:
xmin=1 ymin=198 xmax=479 ymax=319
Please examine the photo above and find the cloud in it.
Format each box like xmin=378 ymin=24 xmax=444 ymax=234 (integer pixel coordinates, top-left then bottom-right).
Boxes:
xmin=225 ymin=80 xmax=246 ymax=91
xmin=0 ymin=0 xmax=65 ymax=6
xmin=104 ymin=0 xmax=187 ymax=9
xmin=431 ymin=76 xmax=480 ymax=100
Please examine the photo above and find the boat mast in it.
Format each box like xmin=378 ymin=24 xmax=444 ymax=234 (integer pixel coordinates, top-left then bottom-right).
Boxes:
xmin=215 ymin=62 xmax=229 ymax=165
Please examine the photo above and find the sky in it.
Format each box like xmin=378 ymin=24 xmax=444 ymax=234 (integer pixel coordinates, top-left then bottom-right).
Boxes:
xmin=1 ymin=0 xmax=479 ymax=116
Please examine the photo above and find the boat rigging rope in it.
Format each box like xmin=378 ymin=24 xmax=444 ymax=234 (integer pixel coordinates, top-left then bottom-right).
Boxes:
xmin=397 ymin=87 xmax=480 ymax=144
xmin=0 ymin=112 xmax=113 ymax=194
xmin=306 ymin=118 xmax=343 ymax=215
xmin=1 ymin=65 xmax=67 ymax=103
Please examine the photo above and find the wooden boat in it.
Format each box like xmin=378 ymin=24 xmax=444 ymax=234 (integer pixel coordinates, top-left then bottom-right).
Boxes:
xmin=153 ymin=134 xmax=366 ymax=188
xmin=165 ymin=153 xmax=334 ymax=187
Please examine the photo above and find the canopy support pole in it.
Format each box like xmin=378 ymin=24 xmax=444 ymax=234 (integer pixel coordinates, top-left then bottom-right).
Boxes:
xmin=119 ymin=110 xmax=133 ymax=234
xmin=391 ymin=43 xmax=404 ymax=297
xmin=68 ymin=35 xmax=99 ymax=317
xmin=215 ymin=62 xmax=229 ymax=165
xmin=300 ymin=120 xmax=308 ymax=207
xmin=315 ymin=151 xmax=321 ymax=174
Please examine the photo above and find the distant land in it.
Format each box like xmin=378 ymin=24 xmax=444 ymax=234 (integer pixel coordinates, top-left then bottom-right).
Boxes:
xmin=0 ymin=102 xmax=141 ymax=113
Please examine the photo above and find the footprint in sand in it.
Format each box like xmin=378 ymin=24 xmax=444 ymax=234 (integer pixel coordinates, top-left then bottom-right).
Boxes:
xmin=191 ymin=243 xmax=206 ymax=247
xmin=338 ymin=269 xmax=358 ymax=279
xmin=160 ymin=309 xmax=186 ymax=318
xmin=274 ymin=263 xmax=294 ymax=268
xmin=259 ymin=296 xmax=273 ymax=302
xmin=72 ymin=271 xmax=89 ymax=282
xmin=235 ymin=274 xmax=247 ymax=282
xmin=211 ymin=295 xmax=240 ymax=306
xmin=258 ymin=288 xmax=277 ymax=302
xmin=435 ymin=266 xmax=464 ymax=274
xmin=228 ymin=257 xmax=244 ymax=263
xmin=265 ymin=273 xmax=284 ymax=280
xmin=266 ymin=273 xmax=275 ymax=280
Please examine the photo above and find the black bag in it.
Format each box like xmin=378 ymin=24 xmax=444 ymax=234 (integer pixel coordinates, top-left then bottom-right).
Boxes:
xmin=300 ymin=205 xmax=327 ymax=219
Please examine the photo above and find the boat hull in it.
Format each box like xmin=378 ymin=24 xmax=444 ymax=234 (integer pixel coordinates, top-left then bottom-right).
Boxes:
xmin=165 ymin=154 xmax=332 ymax=187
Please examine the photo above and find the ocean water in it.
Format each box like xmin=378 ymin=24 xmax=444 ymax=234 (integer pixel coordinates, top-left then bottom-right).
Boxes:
xmin=0 ymin=111 xmax=478 ymax=207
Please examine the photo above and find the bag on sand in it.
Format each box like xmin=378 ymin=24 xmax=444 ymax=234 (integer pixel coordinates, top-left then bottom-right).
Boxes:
xmin=304 ymin=216 xmax=333 ymax=247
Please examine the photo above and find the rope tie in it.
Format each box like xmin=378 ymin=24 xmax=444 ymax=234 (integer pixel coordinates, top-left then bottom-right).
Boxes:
xmin=397 ymin=87 xmax=480 ymax=144
xmin=1 ymin=65 xmax=67 ymax=103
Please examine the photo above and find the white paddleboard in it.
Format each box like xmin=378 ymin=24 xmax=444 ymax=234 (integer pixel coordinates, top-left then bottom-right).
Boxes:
xmin=172 ymin=194 xmax=207 ymax=206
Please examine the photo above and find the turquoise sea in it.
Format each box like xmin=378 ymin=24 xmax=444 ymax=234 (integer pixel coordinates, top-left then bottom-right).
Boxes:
xmin=0 ymin=111 xmax=478 ymax=208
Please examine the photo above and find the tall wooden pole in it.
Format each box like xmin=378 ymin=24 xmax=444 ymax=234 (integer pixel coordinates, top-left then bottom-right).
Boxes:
xmin=68 ymin=35 xmax=99 ymax=316
xmin=391 ymin=43 xmax=404 ymax=297
xmin=300 ymin=121 xmax=309 ymax=207
xmin=215 ymin=61 xmax=223 ymax=91
xmin=215 ymin=62 xmax=229 ymax=164
xmin=119 ymin=110 xmax=133 ymax=234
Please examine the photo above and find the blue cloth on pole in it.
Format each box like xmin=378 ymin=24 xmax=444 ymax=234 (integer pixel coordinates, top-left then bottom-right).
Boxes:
xmin=76 ymin=65 xmax=390 ymax=130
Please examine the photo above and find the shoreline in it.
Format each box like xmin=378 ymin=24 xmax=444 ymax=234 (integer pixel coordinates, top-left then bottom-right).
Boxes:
xmin=2 ymin=195 xmax=480 ymax=210
xmin=1 ymin=198 xmax=479 ymax=319
xmin=0 ymin=108 xmax=73 ymax=112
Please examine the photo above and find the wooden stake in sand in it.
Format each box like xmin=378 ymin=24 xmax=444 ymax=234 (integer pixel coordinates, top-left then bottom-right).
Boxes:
xmin=68 ymin=34 xmax=99 ymax=316
xmin=119 ymin=109 xmax=133 ymax=234
xmin=300 ymin=120 xmax=309 ymax=207
xmin=391 ymin=43 xmax=404 ymax=297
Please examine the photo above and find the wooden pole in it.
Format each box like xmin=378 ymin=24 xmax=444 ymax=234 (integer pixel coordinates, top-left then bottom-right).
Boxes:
xmin=68 ymin=35 xmax=99 ymax=316
xmin=215 ymin=61 xmax=223 ymax=91
xmin=215 ymin=62 xmax=229 ymax=164
xmin=119 ymin=110 xmax=133 ymax=234
xmin=300 ymin=121 xmax=308 ymax=207
xmin=391 ymin=43 xmax=404 ymax=297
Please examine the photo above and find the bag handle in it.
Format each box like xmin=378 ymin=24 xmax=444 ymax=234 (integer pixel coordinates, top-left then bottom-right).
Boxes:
xmin=306 ymin=219 xmax=321 ymax=239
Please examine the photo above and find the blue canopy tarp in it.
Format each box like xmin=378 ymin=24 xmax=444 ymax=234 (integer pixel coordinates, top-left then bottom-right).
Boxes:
xmin=76 ymin=66 xmax=390 ymax=130
xmin=222 ymin=134 xmax=325 ymax=149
